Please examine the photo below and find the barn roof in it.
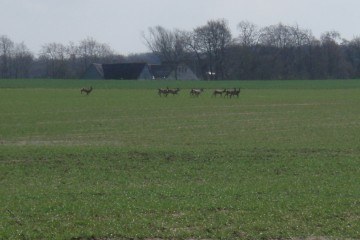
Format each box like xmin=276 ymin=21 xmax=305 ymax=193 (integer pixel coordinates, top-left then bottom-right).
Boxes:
xmin=102 ymin=63 xmax=148 ymax=80
xmin=149 ymin=64 xmax=173 ymax=79
xmin=92 ymin=63 xmax=104 ymax=77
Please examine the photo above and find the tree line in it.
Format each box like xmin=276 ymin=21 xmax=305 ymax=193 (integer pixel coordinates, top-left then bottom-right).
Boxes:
xmin=1 ymin=19 xmax=360 ymax=80
xmin=144 ymin=20 xmax=360 ymax=80
xmin=0 ymin=36 xmax=126 ymax=79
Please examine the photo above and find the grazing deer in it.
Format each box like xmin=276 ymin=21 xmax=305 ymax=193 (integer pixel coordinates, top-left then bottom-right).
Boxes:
xmin=158 ymin=87 xmax=170 ymax=97
xmin=224 ymin=88 xmax=236 ymax=98
xmin=212 ymin=89 xmax=226 ymax=97
xmin=80 ymin=86 xmax=93 ymax=95
xmin=168 ymin=88 xmax=180 ymax=95
xmin=230 ymin=88 xmax=241 ymax=98
xmin=225 ymin=88 xmax=241 ymax=98
xmin=190 ymin=88 xmax=204 ymax=97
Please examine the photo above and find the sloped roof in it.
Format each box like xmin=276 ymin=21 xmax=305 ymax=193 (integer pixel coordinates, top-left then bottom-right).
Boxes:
xmin=102 ymin=63 xmax=148 ymax=79
xmin=92 ymin=63 xmax=104 ymax=78
xmin=149 ymin=63 xmax=199 ymax=80
xmin=82 ymin=63 xmax=105 ymax=79
xmin=149 ymin=64 xmax=173 ymax=79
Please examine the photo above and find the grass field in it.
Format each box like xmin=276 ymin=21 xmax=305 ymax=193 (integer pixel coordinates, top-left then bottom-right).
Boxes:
xmin=0 ymin=79 xmax=359 ymax=239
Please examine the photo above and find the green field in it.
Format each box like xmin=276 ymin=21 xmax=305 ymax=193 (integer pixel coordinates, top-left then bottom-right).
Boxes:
xmin=1 ymin=79 xmax=359 ymax=239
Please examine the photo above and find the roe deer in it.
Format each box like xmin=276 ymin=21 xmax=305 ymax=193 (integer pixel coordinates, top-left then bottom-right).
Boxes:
xmin=158 ymin=87 xmax=169 ymax=97
xmin=80 ymin=86 xmax=93 ymax=95
xmin=225 ymin=88 xmax=240 ymax=98
xmin=190 ymin=88 xmax=204 ymax=97
xmin=212 ymin=89 xmax=226 ymax=97
xmin=230 ymin=88 xmax=241 ymax=98
xmin=168 ymin=88 xmax=180 ymax=95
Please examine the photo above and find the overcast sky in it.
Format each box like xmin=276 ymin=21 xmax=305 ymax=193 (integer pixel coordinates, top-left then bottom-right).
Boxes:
xmin=1 ymin=0 xmax=360 ymax=55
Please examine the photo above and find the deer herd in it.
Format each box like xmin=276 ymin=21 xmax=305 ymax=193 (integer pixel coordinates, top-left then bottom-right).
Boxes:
xmin=80 ymin=85 xmax=241 ymax=98
xmin=158 ymin=87 xmax=241 ymax=98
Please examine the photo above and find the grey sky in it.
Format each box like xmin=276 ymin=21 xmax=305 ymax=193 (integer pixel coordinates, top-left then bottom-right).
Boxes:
xmin=1 ymin=0 xmax=360 ymax=55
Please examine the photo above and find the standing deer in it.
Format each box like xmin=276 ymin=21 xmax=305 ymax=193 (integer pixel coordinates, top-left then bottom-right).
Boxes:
xmin=80 ymin=86 xmax=93 ymax=95
xmin=190 ymin=88 xmax=204 ymax=97
xmin=168 ymin=88 xmax=180 ymax=95
xmin=224 ymin=88 xmax=236 ymax=98
xmin=212 ymin=89 xmax=226 ymax=97
xmin=158 ymin=87 xmax=170 ymax=97
xmin=225 ymin=88 xmax=241 ymax=98
xmin=230 ymin=88 xmax=241 ymax=98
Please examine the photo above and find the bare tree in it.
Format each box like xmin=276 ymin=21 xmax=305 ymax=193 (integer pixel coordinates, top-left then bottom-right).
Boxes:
xmin=346 ymin=36 xmax=360 ymax=76
xmin=12 ymin=42 xmax=33 ymax=78
xmin=78 ymin=37 xmax=115 ymax=75
xmin=255 ymin=23 xmax=316 ymax=79
xmin=237 ymin=21 xmax=259 ymax=47
xmin=320 ymin=31 xmax=342 ymax=45
xmin=0 ymin=35 xmax=14 ymax=78
xmin=143 ymin=26 xmax=188 ymax=79
xmin=258 ymin=23 xmax=313 ymax=49
xmin=290 ymin=24 xmax=314 ymax=47
xmin=320 ymin=31 xmax=350 ymax=78
xmin=36 ymin=38 xmax=116 ymax=78
xmin=259 ymin=23 xmax=294 ymax=48
xmin=39 ymin=42 xmax=68 ymax=78
xmin=230 ymin=21 xmax=261 ymax=80
xmin=193 ymin=19 xmax=232 ymax=80
xmin=65 ymin=41 xmax=81 ymax=78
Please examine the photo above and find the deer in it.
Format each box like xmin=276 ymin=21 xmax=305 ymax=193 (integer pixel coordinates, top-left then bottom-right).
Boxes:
xmin=190 ymin=88 xmax=204 ymax=97
xmin=80 ymin=86 xmax=93 ymax=95
xmin=230 ymin=88 xmax=241 ymax=98
xmin=225 ymin=88 xmax=241 ymax=98
xmin=224 ymin=88 xmax=236 ymax=98
xmin=158 ymin=87 xmax=170 ymax=97
xmin=168 ymin=88 xmax=180 ymax=95
xmin=212 ymin=89 xmax=226 ymax=97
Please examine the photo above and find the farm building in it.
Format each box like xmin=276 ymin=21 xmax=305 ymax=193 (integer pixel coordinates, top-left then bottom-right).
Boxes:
xmin=150 ymin=63 xmax=198 ymax=80
xmin=83 ymin=63 xmax=153 ymax=80
xmin=83 ymin=63 xmax=104 ymax=79
xmin=83 ymin=62 xmax=198 ymax=80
